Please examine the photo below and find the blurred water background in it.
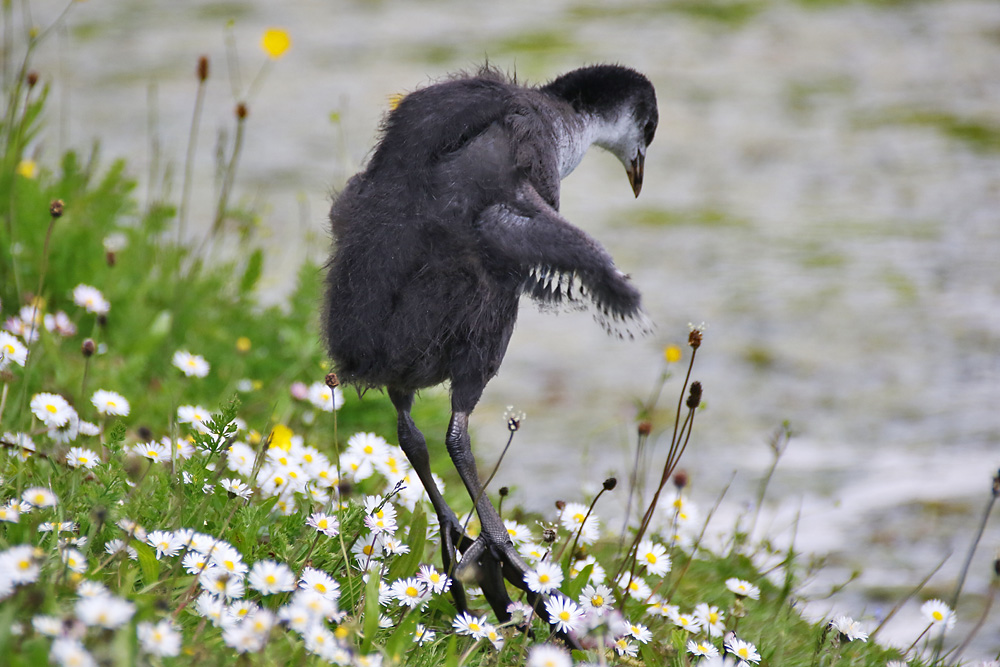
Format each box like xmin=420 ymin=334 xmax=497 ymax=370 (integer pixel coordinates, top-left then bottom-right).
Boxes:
xmin=14 ymin=0 xmax=1000 ymax=658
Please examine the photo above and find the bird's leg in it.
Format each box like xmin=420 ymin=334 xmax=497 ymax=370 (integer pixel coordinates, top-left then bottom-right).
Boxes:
xmin=388 ymin=388 xmax=474 ymax=612
xmin=445 ymin=409 xmax=583 ymax=649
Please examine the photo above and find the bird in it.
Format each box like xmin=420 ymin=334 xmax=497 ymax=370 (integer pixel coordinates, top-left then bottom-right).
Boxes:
xmin=323 ymin=63 xmax=657 ymax=637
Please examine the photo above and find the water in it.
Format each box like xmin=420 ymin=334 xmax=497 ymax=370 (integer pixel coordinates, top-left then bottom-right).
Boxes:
xmin=16 ymin=0 xmax=1000 ymax=658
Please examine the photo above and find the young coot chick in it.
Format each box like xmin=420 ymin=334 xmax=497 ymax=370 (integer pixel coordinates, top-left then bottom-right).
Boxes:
xmin=323 ymin=64 xmax=657 ymax=635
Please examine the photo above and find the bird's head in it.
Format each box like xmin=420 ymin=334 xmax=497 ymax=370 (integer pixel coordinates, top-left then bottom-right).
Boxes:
xmin=543 ymin=64 xmax=658 ymax=197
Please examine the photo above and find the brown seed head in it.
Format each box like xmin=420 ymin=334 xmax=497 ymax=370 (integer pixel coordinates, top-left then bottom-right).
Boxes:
xmin=673 ymin=469 xmax=689 ymax=489
xmin=324 ymin=372 xmax=339 ymax=388
xmin=105 ymin=251 xmax=116 ymax=267
xmin=81 ymin=338 xmax=96 ymax=357
xmin=26 ymin=71 xmax=39 ymax=88
xmin=603 ymin=477 xmax=617 ymax=491
xmin=637 ymin=420 xmax=652 ymax=436
xmin=97 ymin=314 xmax=108 ymax=328
xmin=686 ymin=381 xmax=702 ymax=409
xmin=498 ymin=486 xmax=509 ymax=497
xmin=197 ymin=55 xmax=209 ymax=82
xmin=137 ymin=426 xmax=153 ymax=441
xmin=554 ymin=500 xmax=565 ymax=511
xmin=49 ymin=199 xmax=64 ymax=218
xmin=542 ymin=527 xmax=557 ymax=544
xmin=688 ymin=328 xmax=702 ymax=349
xmin=236 ymin=102 xmax=248 ymax=119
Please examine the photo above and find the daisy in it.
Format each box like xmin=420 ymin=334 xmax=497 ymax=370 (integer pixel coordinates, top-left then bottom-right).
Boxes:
xmin=226 ymin=441 xmax=256 ymax=476
xmin=504 ymin=519 xmax=533 ymax=544
xmin=613 ymin=637 xmax=638 ymax=657
xmin=39 ymin=521 xmax=77 ymax=534
xmin=22 ymin=486 xmax=58 ymax=508
xmin=90 ymin=389 xmax=130 ymax=417
xmin=302 ymin=511 xmax=338 ymax=537
xmin=0 ymin=503 xmax=20 ymax=523
xmin=210 ymin=545 xmax=249 ymax=578
xmin=200 ymin=567 xmax=246 ymax=599
xmin=725 ymin=577 xmax=760 ymax=600
xmin=72 ymin=284 xmax=110 ymax=314
xmin=351 ymin=534 xmax=384 ymax=568
xmin=390 ymin=577 xmax=429 ymax=608
xmin=617 ymin=572 xmax=652 ymax=600
xmin=417 ymin=564 xmax=452 ymax=594
xmin=484 ymin=623 xmax=504 ymax=649
xmin=687 ymin=639 xmax=720 ymax=658
xmin=0 ymin=331 xmax=28 ymax=369
xmin=414 ymin=624 xmax=436 ymax=646
xmin=527 ymin=644 xmax=572 ymax=667
xmin=30 ymin=393 xmax=73 ymax=428
xmin=346 ymin=431 xmax=388 ymax=462
xmin=66 ymin=447 xmax=101 ymax=469
xmin=131 ymin=441 xmax=172 ymax=463
xmin=526 ymin=561 xmax=564 ymax=594
xmin=921 ymin=599 xmax=956 ymax=631
xmin=560 ymin=502 xmax=600 ymax=544
xmin=177 ymin=405 xmax=211 ymax=433
xmin=182 ymin=551 xmax=211 ymax=575
xmin=673 ymin=610 xmax=703 ymax=633
xmin=363 ymin=496 xmax=398 ymax=534
xmin=453 ymin=611 xmax=489 ymax=639
xmin=44 ymin=311 xmax=77 ymax=337
xmin=49 ymin=407 xmax=80 ymax=444
xmin=32 ymin=615 xmax=64 ymax=637
xmin=50 ymin=638 xmax=97 ymax=667
xmin=248 ymin=560 xmax=296 ymax=595
xmin=219 ymin=478 xmax=252 ymax=499
xmin=289 ymin=589 xmax=338 ymax=620
xmin=829 ymin=614 xmax=868 ymax=642
xmin=545 ymin=596 xmax=585 ymax=634
xmin=623 ymin=619 xmax=652 ymax=644
xmin=2 ymin=545 xmax=40 ymax=584
xmin=579 ymin=583 xmax=615 ymax=616
xmin=76 ymin=595 xmax=135 ymax=629
xmin=306 ymin=381 xmax=343 ymax=412
xmin=147 ymin=530 xmax=184 ymax=558
xmin=299 ymin=567 xmax=340 ymax=601
xmin=695 ymin=603 xmax=726 ymax=637
xmin=726 ymin=637 xmax=761 ymax=664
xmin=137 ymin=619 xmax=182 ymax=657
xmin=4 ymin=432 xmax=35 ymax=461
xmin=571 ymin=555 xmax=606 ymax=584
xmin=105 ymin=538 xmax=138 ymax=560
xmin=172 ymin=350 xmax=210 ymax=377
xmin=636 ymin=539 xmax=671 ymax=576
xmin=194 ymin=592 xmax=227 ymax=627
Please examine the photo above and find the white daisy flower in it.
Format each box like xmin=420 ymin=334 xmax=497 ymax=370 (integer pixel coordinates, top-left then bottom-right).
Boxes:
xmin=346 ymin=431 xmax=388 ymax=461
xmin=390 ymin=577 xmax=429 ymax=608
xmin=829 ymin=614 xmax=868 ymax=642
xmin=453 ymin=611 xmax=489 ymax=639
xmin=220 ymin=478 xmax=252 ymax=500
xmin=248 ymin=560 xmax=296 ymax=595
xmin=66 ymin=447 xmax=101 ymax=469
xmin=694 ymin=602 xmax=726 ymax=637
xmin=0 ymin=331 xmax=28 ymax=369
xmin=50 ymin=638 xmax=97 ymax=667
xmin=76 ymin=595 xmax=135 ymax=629
xmin=137 ymin=619 xmax=182 ymax=657
xmin=921 ymin=599 xmax=956 ymax=631
xmin=306 ymin=381 xmax=343 ymax=412
xmin=503 ymin=519 xmax=533 ymax=544
xmin=172 ymin=350 xmax=210 ymax=378
xmin=559 ymin=501 xmax=600 ymax=544
xmin=687 ymin=639 xmax=720 ymax=657
xmin=61 ymin=548 xmax=88 ymax=573
xmin=90 ymin=389 xmax=130 ymax=416
xmin=147 ymin=530 xmax=185 ymax=558
xmin=525 ymin=561 xmax=564 ymax=594
xmin=414 ymin=624 xmax=436 ymax=646
xmin=72 ymin=284 xmax=110 ymax=314
xmin=617 ymin=572 xmax=651 ymax=600
xmin=3 ymin=545 xmax=40 ymax=584
xmin=29 ymin=393 xmax=73 ymax=428
xmin=306 ymin=512 xmax=340 ymax=537
xmin=579 ymin=583 xmax=615 ymax=616
xmin=226 ymin=441 xmax=256 ymax=476
xmin=131 ymin=441 xmax=171 ymax=463
xmin=636 ymin=538 xmax=671 ymax=576
xmin=22 ymin=486 xmax=58 ymax=508
xmin=0 ymin=503 xmax=20 ymax=523
xmin=545 ymin=596 xmax=585 ymax=634
xmin=199 ymin=567 xmax=246 ymax=599
xmin=210 ymin=544 xmax=248 ymax=578
xmin=725 ymin=578 xmax=760 ymax=600
xmin=527 ymin=644 xmax=572 ymax=667
xmin=299 ymin=567 xmax=340 ymax=601
xmin=177 ymin=405 xmax=211 ymax=433
xmin=725 ymin=637 xmax=761 ymax=664
xmin=417 ymin=564 xmax=452 ymax=594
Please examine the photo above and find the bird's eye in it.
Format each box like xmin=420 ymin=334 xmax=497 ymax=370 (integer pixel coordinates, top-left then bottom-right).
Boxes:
xmin=643 ymin=120 xmax=657 ymax=145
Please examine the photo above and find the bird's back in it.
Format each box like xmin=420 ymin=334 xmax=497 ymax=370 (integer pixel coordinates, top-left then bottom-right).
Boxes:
xmin=324 ymin=69 xmax=558 ymax=391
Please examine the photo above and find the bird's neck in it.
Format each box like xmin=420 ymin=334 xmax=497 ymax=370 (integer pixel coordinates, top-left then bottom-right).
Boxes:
xmin=553 ymin=111 xmax=629 ymax=179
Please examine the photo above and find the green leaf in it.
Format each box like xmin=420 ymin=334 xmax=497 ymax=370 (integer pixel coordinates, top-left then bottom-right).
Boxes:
xmin=360 ymin=565 xmax=381 ymax=654
xmin=388 ymin=505 xmax=426 ymax=580
xmin=132 ymin=540 xmax=161 ymax=584
xmin=565 ymin=563 xmax=594 ymax=600
xmin=384 ymin=609 xmax=418 ymax=661
xmin=240 ymin=247 xmax=263 ymax=294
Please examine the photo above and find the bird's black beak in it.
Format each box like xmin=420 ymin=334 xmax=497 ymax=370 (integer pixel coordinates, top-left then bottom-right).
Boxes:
xmin=627 ymin=153 xmax=644 ymax=198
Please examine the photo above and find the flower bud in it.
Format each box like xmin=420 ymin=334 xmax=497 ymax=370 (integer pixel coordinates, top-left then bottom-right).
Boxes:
xmin=498 ymin=486 xmax=509 ymax=497
xmin=105 ymin=251 xmax=116 ymax=267
xmin=81 ymin=339 xmax=96 ymax=357
xmin=637 ymin=420 xmax=652 ymax=436
xmin=49 ymin=199 xmax=64 ymax=218
xmin=197 ymin=55 xmax=209 ymax=82
xmin=236 ymin=102 xmax=248 ymax=119
xmin=603 ymin=477 xmax=617 ymax=491
xmin=26 ymin=71 xmax=39 ymax=88
xmin=554 ymin=500 xmax=565 ymax=511
xmin=325 ymin=372 xmax=339 ymax=388
xmin=688 ymin=328 xmax=702 ymax=349
xmin=686 ymin=382 xmax=702 ymax=409
xmin=673 ymin=469 xmax=689 ymax=489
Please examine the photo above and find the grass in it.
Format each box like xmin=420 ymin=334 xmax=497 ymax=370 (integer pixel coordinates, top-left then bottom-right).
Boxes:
xmin=1 ymin=6 xmax=998 ymax=667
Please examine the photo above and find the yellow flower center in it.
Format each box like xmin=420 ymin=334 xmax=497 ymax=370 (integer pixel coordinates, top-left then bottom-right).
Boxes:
xmin=17 ymin=559 xmax=30 ymax=571
xmin=592 ymin=595 xmax=604 ymax=606
xmin=406 ymin=586 xmax=419 ymax=597
xmin=573 ymin=513 xmax=585 ymax=523
xmin=266 ymin=575 xmax=276 ymax=585
xmin=315 ymin=583 xmax=326 ymax=593
xmin=2 ymin=343 xmax=14 ymax=354
xmin=318 ymin=519 xmax=328 ymax=529
xmin=46 ymin=404 xmax=57 ymax=414
xmin=469 ymin=622 xmax=480 ymax=632
xmin=933 ymin=611 xmax=944 ymax=621
xmin=559 ymin=611 xmax=570 ymax=621
xmin=363 ymin=545 xmax=373 ymax=555
xmin=645 ymin=553 xmax=657 ymax=564
xmin=538 ymin=574 xmax=550 ymax=583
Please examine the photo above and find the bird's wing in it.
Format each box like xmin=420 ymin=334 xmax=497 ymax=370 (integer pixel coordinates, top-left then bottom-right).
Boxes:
xmin=476 ymin=182 xmax=651 ymax=337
